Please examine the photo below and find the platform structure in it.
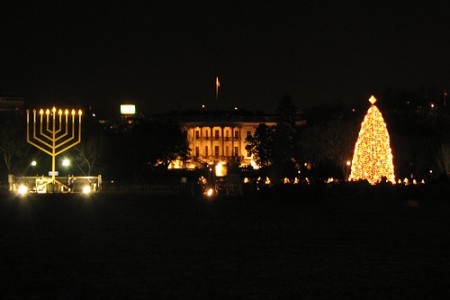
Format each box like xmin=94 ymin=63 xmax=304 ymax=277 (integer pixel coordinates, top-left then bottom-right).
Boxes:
xmin=11 ymin=175 xmax=102 ymax=194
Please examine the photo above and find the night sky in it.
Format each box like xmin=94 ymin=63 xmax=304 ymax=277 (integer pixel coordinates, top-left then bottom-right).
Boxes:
xmin=2 ymin=1 xmax=450 ymax=115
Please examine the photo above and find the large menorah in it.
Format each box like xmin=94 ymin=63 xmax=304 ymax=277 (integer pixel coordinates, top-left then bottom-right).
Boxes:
xmin=26 ymin=107 xmax=82 ymax=183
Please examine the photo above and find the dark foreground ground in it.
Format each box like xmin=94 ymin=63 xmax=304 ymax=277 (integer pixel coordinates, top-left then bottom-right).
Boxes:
xmin=1 ymin=186 xmax=449 ymax=299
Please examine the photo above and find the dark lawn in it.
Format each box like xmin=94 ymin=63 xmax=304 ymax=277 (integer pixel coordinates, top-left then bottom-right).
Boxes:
xmin=1 ymin=188 xmax=449 ymax=299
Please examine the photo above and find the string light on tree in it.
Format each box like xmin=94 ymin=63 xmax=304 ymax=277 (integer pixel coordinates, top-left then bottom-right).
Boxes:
xmin=349 ymin=96 xmax=396 ymax=185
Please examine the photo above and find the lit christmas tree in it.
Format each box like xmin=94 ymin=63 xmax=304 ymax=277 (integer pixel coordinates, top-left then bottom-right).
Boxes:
xmin=349 ymin=96 xmax=395 ymax=184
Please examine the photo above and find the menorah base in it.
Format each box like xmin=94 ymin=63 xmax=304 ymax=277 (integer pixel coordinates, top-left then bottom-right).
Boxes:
xmin=11 ymin=175 xmax=102 ymax=195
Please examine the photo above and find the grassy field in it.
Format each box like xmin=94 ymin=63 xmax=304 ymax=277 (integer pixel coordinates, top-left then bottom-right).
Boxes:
xmin=1 ymin=187 xmax=449 ymax=299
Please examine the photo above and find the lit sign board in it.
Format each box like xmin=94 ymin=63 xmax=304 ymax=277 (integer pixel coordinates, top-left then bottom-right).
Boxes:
xmin=120 ymin=104 xmax=136 ymax=115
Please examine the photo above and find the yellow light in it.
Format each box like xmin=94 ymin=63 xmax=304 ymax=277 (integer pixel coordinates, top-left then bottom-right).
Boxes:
xmin=349 ymin=96 xmax=395 ymax=185
xmin=18 ymin=185 xmax=28 ymax=196
xmin=215 ymin=162 xmax=227 ymax=177
xmin=204 ymin=188 xmax=215 ymax=198
xmin=82 ymin=185 xmax=91 ymax=194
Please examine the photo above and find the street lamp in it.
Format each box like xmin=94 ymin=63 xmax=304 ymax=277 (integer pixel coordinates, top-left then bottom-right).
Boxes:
xmin=62 ymin=158 xmax=71 ymax=168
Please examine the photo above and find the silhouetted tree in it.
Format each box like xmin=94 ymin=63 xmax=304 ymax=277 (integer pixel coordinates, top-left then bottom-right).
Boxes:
xmin=72 ymin=133 xmax=106 ymax=176
xmin=269 ymin=94 xmax=305 ymax=181
xmin=0 ymin=111 xmax=32 ymax=177
xmin=300 ymin=118 xmax=358 ymax=179
xmin=245 ymin=123 xmax=276 ymax=167
xmin=104 ymin=119 xmax=189 ymax=181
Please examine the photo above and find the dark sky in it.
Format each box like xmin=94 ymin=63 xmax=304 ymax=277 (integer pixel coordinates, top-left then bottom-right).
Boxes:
xmin=2 ymin=1 xmax=450 ymax=115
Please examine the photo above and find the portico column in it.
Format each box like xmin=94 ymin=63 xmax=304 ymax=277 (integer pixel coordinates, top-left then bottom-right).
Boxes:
xmin=238 ymin=127 xmax=242 ymax=157
xmin=210 ymin=126 xmax=213 ymax=159
xmin=199 ymin=127 xmax=203 ymax=157
xmin=231 ymin=126 xmax=234 ymax=157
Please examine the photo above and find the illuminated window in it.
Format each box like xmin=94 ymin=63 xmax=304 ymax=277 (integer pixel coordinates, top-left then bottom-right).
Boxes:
xmin=205 ymin=146 xmax=208 ymax=157
xmin=215 ymin=129 xmax=220 ymax=139
xmin=234 ymin=147 xmax=239 ymax=157
xmin=234 ymin=131 xmax=239 ymax=139
xmin=225 ymin=146 xmax=230 ymax=156
xmin=195 ymin=147 xmax=199 ymax=157
xmin=195 ymin=130 xmax=200 ymax=139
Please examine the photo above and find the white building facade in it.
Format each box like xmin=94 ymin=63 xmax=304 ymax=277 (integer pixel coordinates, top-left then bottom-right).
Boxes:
xmin=177 ymin=111 xmax=277 ymax=168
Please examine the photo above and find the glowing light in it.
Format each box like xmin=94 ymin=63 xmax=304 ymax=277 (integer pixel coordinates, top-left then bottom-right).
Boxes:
xmin=168 ymin=159 xmax=184 ymax=169
xmin=62 ymin=158 xmax=71 ymax=167
xmin=204 ymin=187 xmax=216 ymax=198
xmin=349 ymin=96 xmax=395 ymax=185
xmin=18 ymin=185 xmax=28 ymax=196
xmin=215 ymin=162 xmax=227 ymax=177
xmin=82 ymin=185 xmax=92 ymax=194
xmin=250 ymin=159 xmax=260 ymax=170
xmin=120 ymin=104 xmax=136 ymax=115
xmin=31 ymin=160 xmax=37 ymax=167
